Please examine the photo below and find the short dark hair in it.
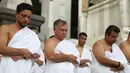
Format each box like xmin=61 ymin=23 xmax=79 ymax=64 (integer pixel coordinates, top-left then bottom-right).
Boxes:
xmin=128 ymin=32 xmax=130 ymax=35
xmin=16 ymin=3 xmax=34 ymax=13
xmin=53 ymin=19 xmax=67 ymax=28
xmin=79 ymin=32 xmax=87 ymax=38
xmin=105 ymin=25 xmax=120 ymax=36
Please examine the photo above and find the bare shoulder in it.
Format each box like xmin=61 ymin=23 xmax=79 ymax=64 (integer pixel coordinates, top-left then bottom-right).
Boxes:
xmin=45 ymin=38 xmax=59 ymax=45
xmin=44 ymin=38 xmax=52 ymax=47
xmin=44 ymin=38 xmax=60 ymax=50
xmin=92 ymin=39 xmax=105 ymax=59
xmin=0 ymin=24 xmax=10 ymax=33
xmin=119 ymin=41 xmax=127 ymax=50
xmin=0 ymin=24 xmax=9 ymax=29
xmin=44 ymin=37 xmax=61 ymax=58
xmin=119 ymin=41 xmax=126 ymax=46
xmin=93 ymin=40 xmax=103 ymax=48
xmin=0 ymin=24 xmax=11 ymax=46
xmin=0 ymin=23 xmax=15 ymax=30
xmin=92 ymin=39 xmax=105 ymax=54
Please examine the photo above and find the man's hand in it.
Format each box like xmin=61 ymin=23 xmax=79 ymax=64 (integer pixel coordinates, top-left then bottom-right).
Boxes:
xmin=67 ymin=54 xmax=77 ymax=64
xmin=79 ymin=63 xmax=89 ymax=67
xmin=80 ymin=59 xmax=91 ymax=65
xmin=21 ymin=49 xmax=32 ymax=59
xmin=111 ymin=62 xmax=124 ymax=71
xmin=11 ymin=49 xmax=40 ymax=61
xmin=11 ymin=49 xmax=32 ymax=61
xmin=117 ymin=63 xmax=124 ymax=70
xmin=35 ymin=59 xmax=43 ymax=66
xmin=32 ymin=53 xmax=40 ymax=59
xmin=11 ymin=53 xmax=40 ymax=61
xmin=59 ymin=52 xmax=77 ymax=64
xmin=79 ymin=59 xmax=91 ymax=67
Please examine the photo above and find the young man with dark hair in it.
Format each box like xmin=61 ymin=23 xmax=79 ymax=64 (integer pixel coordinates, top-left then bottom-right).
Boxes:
xmin=0 ymin=3 xmax=41 ymax=73
xmin=75 ymin=32 xmax=92 ymax=73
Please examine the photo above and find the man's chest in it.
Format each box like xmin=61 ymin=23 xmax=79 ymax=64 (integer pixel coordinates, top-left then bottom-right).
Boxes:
xmin=8 ymin=29 xmax=19 ymax=43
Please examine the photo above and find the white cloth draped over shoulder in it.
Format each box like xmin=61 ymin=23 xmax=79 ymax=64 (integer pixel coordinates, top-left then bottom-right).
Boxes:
xmin=91 ymin=44 xmax=130 ymax=73
xmin=74 ymin=46 xmax=92 ymax=73
xmin=44 ymin=40 xmax=80 ymax=73
xmin=0 ymin=27 xmax=41 ymax=73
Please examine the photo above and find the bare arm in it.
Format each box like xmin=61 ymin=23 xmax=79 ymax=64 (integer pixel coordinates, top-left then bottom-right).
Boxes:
xmin=119 ymin=42 xmax=130 ymax=62
xmin=93 ymin=42 xmax=121 ymax=68
xmin=44 ymin=39 xmax=77 ymax=63
xmin=0 ymin=25 xmax=31 ymax=56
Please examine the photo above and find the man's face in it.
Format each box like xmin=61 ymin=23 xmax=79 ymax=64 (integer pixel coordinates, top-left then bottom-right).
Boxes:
xmin=106 ymin=31 xmax=119 ymax=44
xmin=79 ymin=35 xmax=87 ymax=46
xmin=54 ymin=24 xmax=68 ymax=40
xmin=16 ymin=10 xmax=32 ymax=28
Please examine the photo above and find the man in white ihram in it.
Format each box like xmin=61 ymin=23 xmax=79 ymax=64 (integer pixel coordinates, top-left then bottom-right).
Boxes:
xmin=44 ymin=19 xmax=80 ymax=73
xmin=92 ymin=25 xmax=130 ymax=73
xmin=0 ymin=3 xmax=41 ymax=73
xmin=74 ymin=32 xmax=92 ymax=73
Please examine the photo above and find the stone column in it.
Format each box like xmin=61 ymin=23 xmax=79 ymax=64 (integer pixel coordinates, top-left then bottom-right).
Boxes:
xmin=0 ymin=0 xmax=32 ymax=10
xmin=38 ymin=0 xmax=50 ymax=41
xmin=78 ymin=13 xmax=88 ymax=33
xmin=120 ymin=0 xmax=130 ymax=40
xmin=78 ymin=0 xmax=88 ymax=34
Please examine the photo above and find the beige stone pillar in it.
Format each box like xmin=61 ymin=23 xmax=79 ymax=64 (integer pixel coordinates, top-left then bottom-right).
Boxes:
xmin=38 ymin=0 xmax=50 ymax=41
xmin=78 ymin=0 xmax=89 ymax=34
xmin=120 ymin=0 xmax=130 ymax=40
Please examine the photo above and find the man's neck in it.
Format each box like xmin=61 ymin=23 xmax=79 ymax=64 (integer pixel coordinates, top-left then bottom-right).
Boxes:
xmin=54 ymin=36 xmax=64 ymax=41
xmin=15 ymin=22 xmax=23 ymax=30
xmin=77 ymin=44 xmax=84 ymax=48
xmin=104 ymin=38 xmax=112 ymax=46
xmin=53 ymin=36 xmax=62 ymax=41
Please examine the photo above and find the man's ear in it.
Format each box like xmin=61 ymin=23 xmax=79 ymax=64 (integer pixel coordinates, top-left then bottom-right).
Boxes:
xmin=15 ymin=13 xmax=19 ymax=18
xmin=54 ymin=30 xmax=56 ymax=33
xmin=105 ymin=33 xmax=109 ymax=38
xmin=53 ymin=28 xmax=56 ymax=32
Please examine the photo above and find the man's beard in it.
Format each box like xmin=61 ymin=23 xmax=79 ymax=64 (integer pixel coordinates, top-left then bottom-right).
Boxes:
xmin=18 ymin=21 xmax=27 ymax=28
